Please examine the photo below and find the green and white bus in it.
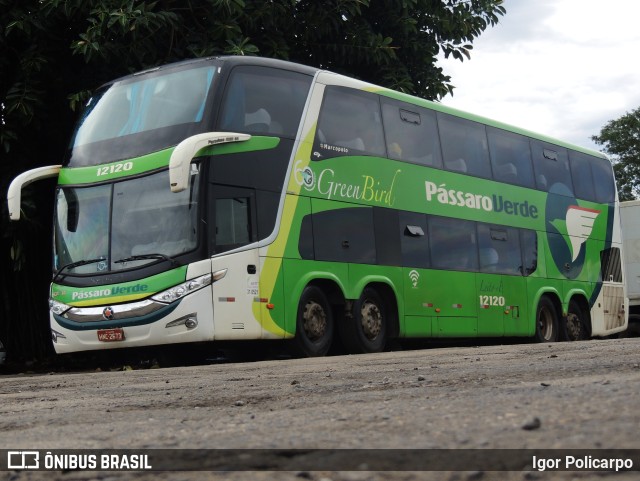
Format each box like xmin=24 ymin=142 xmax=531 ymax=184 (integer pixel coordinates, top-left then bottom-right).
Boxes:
xmin=7 ymin=56 xmax=627 ymax=356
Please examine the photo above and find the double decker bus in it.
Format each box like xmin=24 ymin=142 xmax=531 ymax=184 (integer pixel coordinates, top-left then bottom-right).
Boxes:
xmin=7 ymin=56 xmax=627 ymax=356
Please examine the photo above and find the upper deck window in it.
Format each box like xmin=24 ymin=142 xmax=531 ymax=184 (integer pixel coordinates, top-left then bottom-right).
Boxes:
xmin=313 ymin=86 xmax=386 ymax=159
xmin=487 ymin=127 xmax=534 ymax=188
xmin=68 ymin=64 xmax=216 ymax=166
xmin=531 ymin=141 xmax=572 ymax=195
xmin=569 ymin=151 xmax=615 ymax=203
xmin=438 ymin=113 xmax=491 ymax=179
xmin=590 ymin=156 xmax=616 ymax=203
xmin=382 ymin=100 xmax=442 ymax=168
xmin=219 ymin=66 xmax=312 ymax=139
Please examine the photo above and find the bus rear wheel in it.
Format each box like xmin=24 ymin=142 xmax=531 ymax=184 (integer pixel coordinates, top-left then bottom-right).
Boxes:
xmin=561 ymin=299 xmax=589 ymax=341
xmin=340 ymin=287 xmax=387 ymax=354
xmin=535 ymin=296 xmax=559 ymax=342
xmin=291 ymin=285 xmax=334 ymax=357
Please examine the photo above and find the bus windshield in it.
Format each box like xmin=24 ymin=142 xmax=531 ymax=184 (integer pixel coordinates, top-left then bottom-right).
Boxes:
xmin=67 ymin=64 xmax=216 ymax=166
xmin=54 ymin=167 xmax=200 ymax=275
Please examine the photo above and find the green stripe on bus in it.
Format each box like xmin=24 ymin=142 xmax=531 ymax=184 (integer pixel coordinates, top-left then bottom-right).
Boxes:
xmin=50 ymin=265 xmax=188 ymax=306
xmin=58 ymin=136 xmax=281 ymax=185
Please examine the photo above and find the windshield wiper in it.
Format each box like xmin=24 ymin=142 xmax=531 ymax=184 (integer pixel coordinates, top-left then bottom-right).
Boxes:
xmin=114 ymin=253 xmax=178 ymax=267
xmin=52 ymin=257 xmax=107 ymax=284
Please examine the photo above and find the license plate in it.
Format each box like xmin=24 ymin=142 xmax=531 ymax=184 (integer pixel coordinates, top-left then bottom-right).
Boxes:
xmin=97 ymin=328 xmax=125 ymax=342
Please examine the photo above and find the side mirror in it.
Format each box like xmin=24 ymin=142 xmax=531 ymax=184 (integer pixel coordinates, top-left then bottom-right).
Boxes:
xmin=169 ymin=132 xmax=251 ymax=193
xmin=7 ymin=165 xmax=62 ymax=220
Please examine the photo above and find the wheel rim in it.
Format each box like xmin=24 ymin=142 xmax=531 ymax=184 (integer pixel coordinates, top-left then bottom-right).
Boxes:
xmin=303 ymin=300 xmax=327 ymax=341
xmin=360 ymin=300 xmax=382 ymax=340
xmin=565 ymin=312 xmax=582 ymax=340
xmin=537 ymin=306 xmax=554 ymax=341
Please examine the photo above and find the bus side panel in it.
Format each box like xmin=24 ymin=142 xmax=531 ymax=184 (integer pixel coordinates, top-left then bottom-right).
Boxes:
xmin=475 ymin=273 xmax=505 ymax=336
xmin=258 ymin=256 xmax=287 ymax=339
xmin=427 ymin=270 xmax=478 ymax=337
xmin=589 ymin=281 xmax=626 ymax=335
xmin=502 ymin=276 xmax=529 ymax=336
xmin=402 ymin=267 xmax=433 ymax=337
xmin=211 ymin=250 xmax=263 ymax=340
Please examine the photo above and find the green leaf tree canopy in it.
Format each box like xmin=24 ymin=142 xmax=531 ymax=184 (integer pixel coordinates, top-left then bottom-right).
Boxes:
xmin=2 ymin=0 xmax=506 ymax=156
xmin=592 ymin=107 xmax=640 ymax=201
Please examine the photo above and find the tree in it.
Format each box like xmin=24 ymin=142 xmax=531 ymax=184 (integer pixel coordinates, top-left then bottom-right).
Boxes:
xmin=0 ymin=0 xmax=506 ymax=362
xmin=592 ymin=107 xmax=640 ymax=201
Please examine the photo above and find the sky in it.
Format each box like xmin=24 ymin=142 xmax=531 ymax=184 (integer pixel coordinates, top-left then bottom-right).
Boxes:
xmin=438 ymin=0 xmax=640 ymax=153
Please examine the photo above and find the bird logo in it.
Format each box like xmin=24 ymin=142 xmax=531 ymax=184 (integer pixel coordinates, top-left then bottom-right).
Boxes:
xmin=565 ymin=206 xmax=601 ymax=262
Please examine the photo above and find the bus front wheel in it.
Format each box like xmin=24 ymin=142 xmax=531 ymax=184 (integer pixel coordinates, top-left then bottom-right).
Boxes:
xmin=340 ymin=287 xmax=387 ymax=354
xmin=535 ymin=296 xmax=559 ymax=342
xmin=291 ymin=285 xmax=334 ymax=357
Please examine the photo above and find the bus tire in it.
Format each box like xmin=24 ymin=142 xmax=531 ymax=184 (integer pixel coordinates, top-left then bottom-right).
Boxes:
xmin=561 ymin=299 xmax=589 ymax=341
xmin=291 ymin=285 xmax=334 ymax=357
xmin=535 ymin=296 xmax=559 ymax=342
xmin=341 ymin=287 xmax=387 ymax=354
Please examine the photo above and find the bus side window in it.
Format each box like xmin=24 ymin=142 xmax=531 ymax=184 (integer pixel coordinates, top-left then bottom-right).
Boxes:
xmin=601 ymin=247 xmax=622 ymax=282
xmin=399 ymin=212 xmax=430 ymax=268
xmin=310 ymin=206 xmax=377 ymax=264
xmin=313 ymin=87 xmax=386 ymax=160
xmin=520 ymin=230 xmax=538 ymax=276
xmin=570 ymin=151 xmax=614 ymax=203
xmin=569 ymin=151 xmax=597 ymax=201
xmin=477 ymin=224 xmax=522 ymax=275
xmin=530 ymin=141 xmax=572 ymax=194
xmin=438 ymin=113 xmax=491 ymax=179
xmin=591 ymin=157 xmax=616 ymax=204
xmin=209 ymin=185 xmax=256 ymax=254
xmin=487 ymin=127 xmax=534 ymax=188
xmin=219 ymin=66 xmax=312 ymax=139
xmin=381 ymin=101 xmax=442 ymax=168
xmin=428 ymin=216 xmax=478 ymax=271
xmin=215 ymin=198 xmax=251 ymax=251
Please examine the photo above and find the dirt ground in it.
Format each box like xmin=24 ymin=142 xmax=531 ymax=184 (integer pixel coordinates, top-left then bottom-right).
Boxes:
xmin=1 ymin=337 xmax=640 ymax=480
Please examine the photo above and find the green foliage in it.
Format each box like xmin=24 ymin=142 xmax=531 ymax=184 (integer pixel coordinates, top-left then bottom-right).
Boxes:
xmin=1 ymin=0 xmax=507 ymax=147
xmin=592 ymin=107 xmax=640 ymax=201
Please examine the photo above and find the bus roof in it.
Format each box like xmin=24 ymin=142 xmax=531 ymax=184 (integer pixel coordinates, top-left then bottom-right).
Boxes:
xmin=314 ymin=70 xmax=607 ymax=160
xmin=99 ymin=56 xmax=606 ymax=160
xmin=101 ymin=56 xmax=319 ymax=88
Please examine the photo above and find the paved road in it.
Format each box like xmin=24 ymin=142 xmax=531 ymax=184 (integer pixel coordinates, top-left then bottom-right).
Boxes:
xmin=2 ymin=338 xmax=640 ymax=481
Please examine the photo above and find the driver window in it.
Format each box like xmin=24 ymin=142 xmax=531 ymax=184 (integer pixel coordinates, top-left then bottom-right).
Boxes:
xmin=209 ymin=185 xmax=256 ymax=254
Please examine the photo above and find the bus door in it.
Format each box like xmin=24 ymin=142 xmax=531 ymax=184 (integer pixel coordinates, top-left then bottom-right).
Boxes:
xmin=476 ymin=225 xmax=529 ymax=336
xmin=209 ymin=184 xmax=263 ymax=339
xmin=400 ymin=213 xmax=433 ymax=336
xmin=403 ymin=267 xmax=433 ymax=337
xmin=476 ymin=273 xmax=527 ymax=336
xmin=427 ymin=217 xmax=479 ymax=337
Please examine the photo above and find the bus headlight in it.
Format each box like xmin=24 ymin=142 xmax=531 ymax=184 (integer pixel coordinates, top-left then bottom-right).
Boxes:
xmin=49 ymin=299 xmax=71 ymax=316
xmin=151 ymin=273 xmax=213 ymax=304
